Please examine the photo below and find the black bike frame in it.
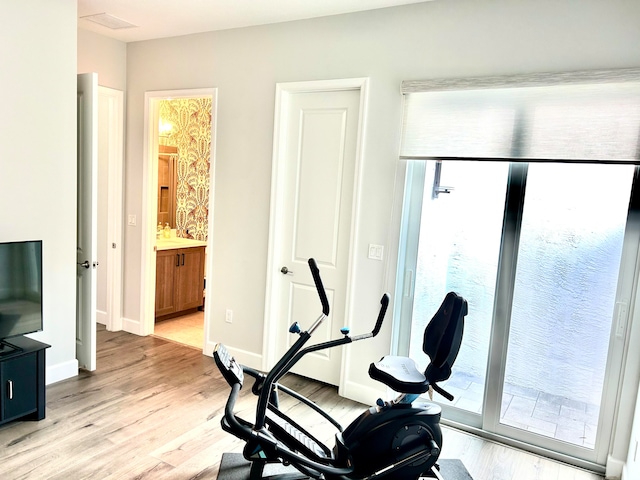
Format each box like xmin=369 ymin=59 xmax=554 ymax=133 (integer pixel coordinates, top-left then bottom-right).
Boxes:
xmin=220 ymin=258 xmax=389 ymax=479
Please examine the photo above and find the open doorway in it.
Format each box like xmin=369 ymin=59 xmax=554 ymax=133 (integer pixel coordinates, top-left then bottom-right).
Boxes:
xmin=141 ymin=88 xmax=217 ymax=351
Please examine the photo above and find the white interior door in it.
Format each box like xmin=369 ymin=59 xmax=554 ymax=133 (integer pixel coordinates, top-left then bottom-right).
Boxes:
xmin=96 ymin=86 xmax=124 ymax=332
xmin=76 ymin=73 xmax=98 ymax=371
xmin=268 ymin=82 xmax=364 ymax=386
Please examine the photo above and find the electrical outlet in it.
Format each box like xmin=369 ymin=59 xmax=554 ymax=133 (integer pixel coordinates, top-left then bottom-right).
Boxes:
xmin=225 ymin=309 xmax=233 ymax=324
xmin=127 ymin=214 xmax=136 ymax=226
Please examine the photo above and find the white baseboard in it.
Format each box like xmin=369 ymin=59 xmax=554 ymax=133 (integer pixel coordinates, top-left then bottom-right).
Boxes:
xmin=204 ymin=339 xmax=216 ymax=357
xmin=96 ymin=309 xmax=107 ymax=326
xmin=340 ymin=379 xmax=385 ymax=406
xmin=224 ymin=345 xmax=262 ymax=371
xmin=607 ymin=454 xmax=624 ymax=480
xmin=46 ymin=359 xmax=78 ymax=385
xmin=122 ymin=316 xmax=142 ymax=335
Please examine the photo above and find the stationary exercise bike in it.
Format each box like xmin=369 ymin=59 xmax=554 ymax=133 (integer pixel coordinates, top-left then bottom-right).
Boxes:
xmin=214 ymin=258 xmax=467 ymax=480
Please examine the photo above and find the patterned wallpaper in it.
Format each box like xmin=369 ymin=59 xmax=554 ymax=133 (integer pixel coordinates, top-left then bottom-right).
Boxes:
xmin=159 ymin=97 xmax=212 ymax=241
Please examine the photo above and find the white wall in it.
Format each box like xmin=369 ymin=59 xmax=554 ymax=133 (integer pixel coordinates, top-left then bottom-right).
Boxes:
xmin=78 ymin=29 xmax=127 ymax=91
xmin=0 ymin=1 xmax=78 ymax=382
xmin=121 ymin=0 xmax=640 ymax=474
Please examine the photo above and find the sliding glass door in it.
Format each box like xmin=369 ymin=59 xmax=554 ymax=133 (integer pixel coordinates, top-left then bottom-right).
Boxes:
xmin=401 ymin=160 xmax=508 ymax=425
xmin=396 ymin=159 xmax=638 ymax=466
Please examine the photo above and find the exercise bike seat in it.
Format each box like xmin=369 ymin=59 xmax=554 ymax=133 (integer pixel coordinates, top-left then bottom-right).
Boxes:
xmin=369 ymin=291 xmax=467 ymax=395
xmin=368 ymin=355 xmax=430 ymax=394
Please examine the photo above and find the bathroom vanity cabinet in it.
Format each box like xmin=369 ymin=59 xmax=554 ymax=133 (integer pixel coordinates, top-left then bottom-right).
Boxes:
xmin=155 ymin=245 xmax=206 ymax=319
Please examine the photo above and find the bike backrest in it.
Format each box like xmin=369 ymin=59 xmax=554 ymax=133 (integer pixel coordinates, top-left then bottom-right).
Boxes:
xmin=423 ymin=292 xmax=468 ymax=384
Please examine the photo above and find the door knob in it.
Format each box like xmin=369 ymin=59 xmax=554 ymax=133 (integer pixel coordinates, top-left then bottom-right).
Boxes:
xmin=281 ymin=266 xmax=293 ymax=275
xmin=78 ymin=261 xmax=90 ymax=269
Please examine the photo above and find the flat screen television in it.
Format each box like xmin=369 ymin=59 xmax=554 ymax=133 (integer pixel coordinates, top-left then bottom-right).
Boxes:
xmin=0 ymin=240 xmax=43 ymax=355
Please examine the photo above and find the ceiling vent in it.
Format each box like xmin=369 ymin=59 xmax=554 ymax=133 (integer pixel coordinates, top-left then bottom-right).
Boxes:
xmin=80 ymin=13 xmax=138 ymax=30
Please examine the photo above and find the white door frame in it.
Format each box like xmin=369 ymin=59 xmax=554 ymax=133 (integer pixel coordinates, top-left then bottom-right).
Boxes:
xmin=140 ymin=88 xmax=218 ymax=348
xmin=263 ymin=78 xmax=369 ymax=389
xmin=97 ymin=86 xmax=124 ymax=332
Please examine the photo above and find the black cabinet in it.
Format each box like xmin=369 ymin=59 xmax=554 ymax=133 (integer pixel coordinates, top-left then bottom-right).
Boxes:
xmin=0 ymin=336 xmax=49 ymax=425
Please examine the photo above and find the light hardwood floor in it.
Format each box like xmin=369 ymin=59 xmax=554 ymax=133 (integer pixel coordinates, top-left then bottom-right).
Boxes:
xmin=0 ymin=326 xmax=604 ymax=480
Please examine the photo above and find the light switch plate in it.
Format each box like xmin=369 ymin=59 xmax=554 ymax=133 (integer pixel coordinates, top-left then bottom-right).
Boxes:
xmin=368 ymin=244 xmax=384 ymax=261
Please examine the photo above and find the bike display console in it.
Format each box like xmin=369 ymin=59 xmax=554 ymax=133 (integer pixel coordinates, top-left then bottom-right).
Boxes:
xmin=0 ymin=336 xmax=49 ymax=426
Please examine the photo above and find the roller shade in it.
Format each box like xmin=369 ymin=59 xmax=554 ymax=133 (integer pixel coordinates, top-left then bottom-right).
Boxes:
xmin=400 ymin=69 xmax=640 ymax=163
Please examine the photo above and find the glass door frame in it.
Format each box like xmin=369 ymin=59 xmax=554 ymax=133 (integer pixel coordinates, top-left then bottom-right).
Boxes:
xmin=395 ymin=159 xmax=640 ymax=471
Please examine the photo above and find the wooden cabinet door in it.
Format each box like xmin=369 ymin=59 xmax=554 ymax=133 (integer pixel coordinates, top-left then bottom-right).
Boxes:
xmin=176 ymin=247 xmax=205 ymax=311
xmin=1 ymin=354 xmax=37 ymax=421
xmin=155 ymin=249 xmax=178 ymax=317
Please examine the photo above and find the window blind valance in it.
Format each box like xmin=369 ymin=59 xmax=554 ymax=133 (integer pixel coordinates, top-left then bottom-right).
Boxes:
xmin=400 ymin=69 xmax=640 ymax=163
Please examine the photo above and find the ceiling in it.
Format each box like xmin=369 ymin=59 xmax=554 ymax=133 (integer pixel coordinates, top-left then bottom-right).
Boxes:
xmin=77 ymin=0 xmax=433 ymax=43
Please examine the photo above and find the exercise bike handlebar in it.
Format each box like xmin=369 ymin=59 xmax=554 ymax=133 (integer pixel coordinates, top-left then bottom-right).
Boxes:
xmin=306 ymin=258 xmax=387 ymax=339
xmin=253 ymin=259 xmax=389 ymax=430
xmin=308 ymin=258 xmax=330 ymax=316
xmin=348 ymin=293 xmax=389 ymax=342
xmin=372 ymin=293 xmax=389 ymax=337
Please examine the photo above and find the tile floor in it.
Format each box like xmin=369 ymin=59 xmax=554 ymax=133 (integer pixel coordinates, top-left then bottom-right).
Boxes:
xmin=153 ymin=311 xmax=204 ymax=349
xmin=436 ymin=371 xmax=598 ymax=448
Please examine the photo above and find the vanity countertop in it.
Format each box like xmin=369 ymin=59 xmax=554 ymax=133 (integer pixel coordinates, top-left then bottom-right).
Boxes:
xmin=156 ymin=237 xmax=207 ymax=251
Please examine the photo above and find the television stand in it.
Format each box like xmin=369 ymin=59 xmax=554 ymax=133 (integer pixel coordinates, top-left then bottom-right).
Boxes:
xmin=0 ymin=340 xmax=23 ymax=357
xmin=0 ymin=336 xmax=49 ymax=426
